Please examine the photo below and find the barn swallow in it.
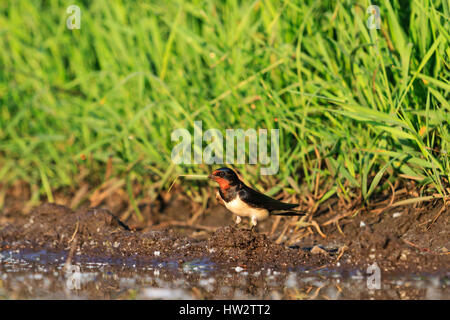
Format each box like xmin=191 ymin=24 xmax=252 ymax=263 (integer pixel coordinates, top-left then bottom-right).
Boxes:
xmin=208 ymin=167 xmax=304 ymax=227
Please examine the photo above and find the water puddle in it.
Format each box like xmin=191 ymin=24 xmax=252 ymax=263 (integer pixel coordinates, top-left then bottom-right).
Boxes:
xmin=0 ymin=249 xmax=448 ymax=299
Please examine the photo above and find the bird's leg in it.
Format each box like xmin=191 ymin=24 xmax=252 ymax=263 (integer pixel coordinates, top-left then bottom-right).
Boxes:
xmin=250 ymin=216 xmax=258 ymax=231
xmin=235 ymin=215 xmax=242 ymax=225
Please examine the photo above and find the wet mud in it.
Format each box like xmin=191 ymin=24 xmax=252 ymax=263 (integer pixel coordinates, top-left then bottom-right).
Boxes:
xmin=0 ymin=196 xmax=449 ymax=299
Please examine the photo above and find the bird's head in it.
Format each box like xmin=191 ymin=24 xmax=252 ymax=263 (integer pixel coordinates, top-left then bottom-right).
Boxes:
xmin=208 ymin=167 xmax=240 ymax=190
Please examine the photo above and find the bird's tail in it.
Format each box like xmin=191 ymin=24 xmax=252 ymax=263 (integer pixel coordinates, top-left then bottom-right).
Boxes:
xmin=270 ymin=209 xmax=306 ymax=216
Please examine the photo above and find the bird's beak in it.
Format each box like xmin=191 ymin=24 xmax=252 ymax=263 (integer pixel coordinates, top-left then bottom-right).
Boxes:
xmin=208 ymin=174 xmax=215 ymax=180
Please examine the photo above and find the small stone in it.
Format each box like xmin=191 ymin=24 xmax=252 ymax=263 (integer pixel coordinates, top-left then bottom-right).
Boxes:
xmin=400 ymin=250 xmax=409 ymax=261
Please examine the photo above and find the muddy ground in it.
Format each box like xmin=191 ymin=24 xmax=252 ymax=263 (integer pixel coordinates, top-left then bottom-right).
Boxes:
xmin=0 ymin=203 xmax=331 ymax=271
xmin=1 ymin=190 xmax=448 ymax=273
xmin=0 ymin=183 xmax=449 ymax=299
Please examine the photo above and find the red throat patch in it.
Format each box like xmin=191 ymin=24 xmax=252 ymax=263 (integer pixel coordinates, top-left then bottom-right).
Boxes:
xmin=214 ymin=177 xmax=230 ymax=190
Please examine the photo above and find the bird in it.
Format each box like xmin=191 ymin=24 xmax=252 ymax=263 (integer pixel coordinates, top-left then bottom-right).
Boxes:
xmin=208 ymin=167 xmax=305 ymax=228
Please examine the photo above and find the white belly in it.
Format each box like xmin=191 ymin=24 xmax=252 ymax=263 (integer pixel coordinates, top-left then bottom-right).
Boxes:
xmin=224 ymin=196 xmax=269 ymax=221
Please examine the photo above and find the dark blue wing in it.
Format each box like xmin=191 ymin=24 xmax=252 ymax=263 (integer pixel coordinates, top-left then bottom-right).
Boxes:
xmin=238 ymin=185 xmax=299 ymax=211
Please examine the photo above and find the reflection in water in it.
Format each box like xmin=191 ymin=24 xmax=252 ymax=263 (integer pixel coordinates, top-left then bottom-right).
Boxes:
xmin=0 ymin=249 xmax=448 ymax=299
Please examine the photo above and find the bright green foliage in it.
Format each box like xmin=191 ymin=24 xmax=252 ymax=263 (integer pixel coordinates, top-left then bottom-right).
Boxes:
xmin=0 ymin=0 xmax=448 ymax=206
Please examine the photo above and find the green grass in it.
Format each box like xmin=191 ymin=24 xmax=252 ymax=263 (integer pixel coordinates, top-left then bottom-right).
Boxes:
xmin=0 ymin=0 xmax=449 ymax=210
